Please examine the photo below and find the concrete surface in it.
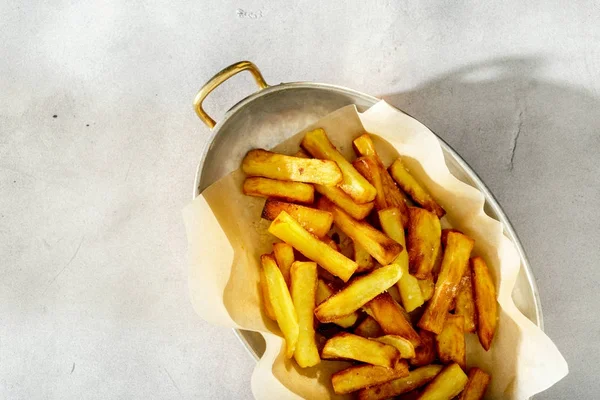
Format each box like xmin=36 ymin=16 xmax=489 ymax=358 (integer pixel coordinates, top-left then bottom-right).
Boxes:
xmin=1 ymin=1 xmax=598 ymax=399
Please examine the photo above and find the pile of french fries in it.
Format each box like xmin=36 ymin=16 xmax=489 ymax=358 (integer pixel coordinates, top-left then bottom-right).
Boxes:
xmin=242 ymin=129 xmax=498 ymax=400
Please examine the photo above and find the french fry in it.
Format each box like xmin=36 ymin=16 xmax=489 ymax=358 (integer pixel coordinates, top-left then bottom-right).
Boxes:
xmin=261 ymin=254 xmax=299 ymax=358
xmin=358 ymin=365 xmax=444 ymax=400
xmin=354 ymin=241 xmax=376 ymax=272
xmin=353 ymin=156 xmax=386 ymax=209
xmin=354 ymin=316 xmax=384 ymax=338
xmin=418 ymin=363 xmax=468 ymax=400
xmin=389 ymin=158 xmax=445 ymax=218
xmin=273 ymin=242 xmax=295 ymax=286
xmin=418 ymin=231 xmax=474 ymax=334
xmin=471 ymin=257 xmax=498 ymax=351
xmin=316 ymin=279 xmax=359 ymax=328
xmin=318 ymin=197 xmax=402 ymax=265
xmin=436 ymin=314 xmax=466 ymax=370
xmin=352 ymin=134 xmax=410 ymax=226
xmin=454 ymin=270 xmax=477 ymax=333
xmin=259 ymin=266 xmax=276 ymax=320
xmin=364 ymin=293 xmax=421 ymax=347
xmin=410 ymin=329 xmax=437 ymax=367
xmin=314 ymin=183 xmax=375 ymax=220
xmin=441 ymin=228 xmax=463 ymax=247
xmin=418 ymin=276 xmax=435 ymax=301
xmin=302 ymin=128 xmax=376 ymax=203
xmin=407 ymin=207 xmax=442 ymax=279
xmin=458 ymin=368 xmax=491 ymax=400
xmin=243 ymin=149 xmax=342 ymax=186
xmin=243 ymin=177 xmax=315 ymax=204
xmin=373 ymin=335 xmax=416 ymax=359
xmin=268 ymin=211 xmax=358 ymax=282
xmin=379 ymin=207 xmax=425 ymax=312
xmin=315 ymin=263 xmax=403 ymax=323
xmin=321 ymin=332 xmax=400 ymax=367
xmin=262 ymin=199 xmax=333 ymax=238
xmin=290 ymin=261 xmax=320 ymax=367
xmin=332 ymin=360 xmax=409 ymax=394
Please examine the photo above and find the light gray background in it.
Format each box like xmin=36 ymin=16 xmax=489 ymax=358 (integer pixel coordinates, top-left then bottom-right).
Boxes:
xmin=1 ymin=1 xmax=598 ymax=399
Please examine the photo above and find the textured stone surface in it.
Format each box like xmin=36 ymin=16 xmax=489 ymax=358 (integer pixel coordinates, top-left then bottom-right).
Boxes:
xmin=1 ymin=1 xmax=598 ymax=398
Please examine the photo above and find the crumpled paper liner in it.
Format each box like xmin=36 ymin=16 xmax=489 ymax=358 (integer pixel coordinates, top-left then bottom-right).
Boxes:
xmin=183 ymin=101 xmax=567 ymax=399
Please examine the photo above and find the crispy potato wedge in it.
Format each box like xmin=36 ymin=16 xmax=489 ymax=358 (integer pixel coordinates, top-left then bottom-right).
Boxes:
xmin=353 ymin=156 xmax=387 ymax=209
xmin=364 ymin=293 xmax=421 ymax=347
xmin=354 ymin=315 xmax=384 ymax=338
xmin=436 ymin=314 xmax=466 ymax=370
xmin=441 ymin=228 xmax=463 ymax=248
xmin=418 ymin=363 xmax=468 ymax=400
xmin=332 ymin=360 xmax=409 ymax=394
xmin=243 ymin=177 xmax=315 ymax=204
xmin=318 ymin=197 xmax=402 ymax=265
xmin=302 ymin=128 xmax=376 ymax=203
xmin=259 ymin=265 xmax=276 ymax=320
xmin=268 ymin=211 xmax=358 ymax=282
xmin=389 ymin=158 xmax=445 ymax=218
xmin=455 ymin=270 xmax=477 ymax=333
xmin=316 ymin=279 xmax=359 ymax=328
xmin=290 ymin=261 xmax=320 ymax=367
xmin=358 ymin=365 xmax=444 ymax=400
xmin=374 ymin=335 xmax=416 ymax=359
xmin=471 ymin=257 xmax=498 ymax=351
xmin=315 ymin=263 xmax=403 ymax=323
xmin=321 ymin=332 xmax=400 ymax=367
xmin=243 ymin=149 xmax=342 ymax=186
xmin=407 ymin=207 xmax=442 ymax=279
xmin=379 ymin=207 xmax=425 ymax=312
xmin=354 ymin=241 xmax=376 ymax=272
xmin=418 ymin=276 xmax=435 ymax=302
xmin=458 ymin=368 xmax=491 ymax=400
xmin=314 ymin=184 xmax=375 ymax=220
xmin=261 ymin=254 xmax=299 ymax=358
xmin=273 ymin=242 xmax=295 ymax=286
xmin=262 ymin=199 xmax=333 ymax=238
xmin=352 ymin=134 xmax=410 ymax=226
xmin=419 ymin=231 xmax=474 ymax=334
xmin=410 ymin=329 xmax=437 ymax=367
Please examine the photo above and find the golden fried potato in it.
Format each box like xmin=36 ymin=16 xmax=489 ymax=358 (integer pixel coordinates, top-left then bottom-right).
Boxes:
xmin=458 ymin=368 xmax=491 ymax=400
xmin=332 ymin=360 xmax=409 ymax=394
xmin=259 ymin=265 xmax=276 ymax=320
xmin=410 ymin=329 xmax=437 ymax=367
xmin=262 ymin=199 xmax=333 ymax=238
xmin=436 ymin=314 xmax=466 ymax=370
xmin=353 ymin=156 xmax=386 ymax=209
xmin=354 ymin=315 xmax=384 ymax=338
xmin=243 ymin=177 xmax=315 ymax=204
xmin=407 ymin=207 xmax=442 ymax=279
xmin=318 ymin=197 xmax=402 ymax=265
xmin=418 ymin=231 xmax=474 ymax=334
xmin=261 ymin=254 xmax=298 ymax=358
xmin=314 ymin=184 xmax=375 ymax=220
xmin=290 ymin=261 xmax=320 ymax=367
xmin=418 ymin=276 xmax=435 ymax=302
xmin=354 ymin=241 xmax=376 ymax=272
xmin=272 ymin=242 xmax=295 ymax=286
xmin=358 ymin=365 xmax=443 ymax=400
xmin=389 ymin=158 xmax=445 ymax=218
xmin=418 ymin=363 xmax=468 ymax=400
xmin=315 ymin=279 xmax=359 ymax=328
xmin=321 ymin=332 xmax=400 ymax=367
xmin=471 ymin=257 xmax=498 ymax=351
xmin=454 ymin=269 xmax=477 ymax=333
xmin=379 ymin=207 xmax=425 ymax=312
xmin=243 ymin=148 xmax=342 ymax=185
xmin=268 ymin=211 xmax=358 ymax=282
xmin=373 ymin=335 xmax=416 ymax=359
xmin=315 ymin=263 xmax=402 ymax=323
xmin=302 ymin=128 xmax=376 ymax=203
xmin=364 ymin=293 xmax=421 ymax=347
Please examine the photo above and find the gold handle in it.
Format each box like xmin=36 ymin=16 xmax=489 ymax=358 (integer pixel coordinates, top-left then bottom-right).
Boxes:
xmin=193 ymin=61 xmax=268 ymax=128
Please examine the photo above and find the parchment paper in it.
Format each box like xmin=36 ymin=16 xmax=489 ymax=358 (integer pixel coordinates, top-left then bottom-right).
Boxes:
xmin=183 ymin=102 xmax=567 ymax=399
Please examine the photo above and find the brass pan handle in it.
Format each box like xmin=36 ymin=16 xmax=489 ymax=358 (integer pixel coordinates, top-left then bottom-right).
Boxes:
xmin=193 ymin=61 xmax=268 ymax=128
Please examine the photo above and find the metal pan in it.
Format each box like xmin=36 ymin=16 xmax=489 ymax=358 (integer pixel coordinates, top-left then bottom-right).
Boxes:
xmin=192 ymin=61 xmax=543 ymax=361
